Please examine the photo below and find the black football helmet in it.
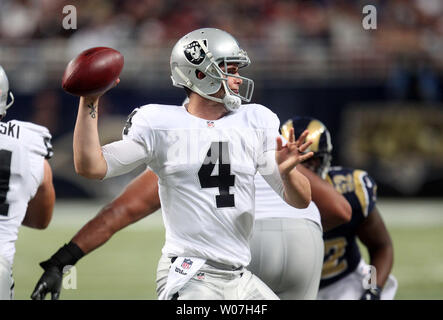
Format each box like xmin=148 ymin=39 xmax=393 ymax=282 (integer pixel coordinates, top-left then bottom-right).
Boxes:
xmin=281 ymin=116 xmax=333 ymax=179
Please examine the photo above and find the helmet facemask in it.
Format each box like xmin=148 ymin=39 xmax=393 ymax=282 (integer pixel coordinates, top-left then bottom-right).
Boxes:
xmin=201 ymin=42 xmax=254 ymax=107
xmin=303 ymin=152 xmax=332 ymax=180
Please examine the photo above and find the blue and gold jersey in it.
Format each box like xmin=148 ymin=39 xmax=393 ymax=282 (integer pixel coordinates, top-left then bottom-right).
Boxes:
xmin=319 ymin=166 xmax=377 ymax=288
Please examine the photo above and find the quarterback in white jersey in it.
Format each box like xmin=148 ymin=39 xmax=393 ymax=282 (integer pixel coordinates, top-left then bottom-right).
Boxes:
xmin=0 ymin=65 xmax=55 ymax=300
xmin=111 ymin=102 xmax=285 ymax=268
xmin=31 ymin=159 xmax=350 ymax=300
xmin=71 ymin=28 xmax=313 ymax=300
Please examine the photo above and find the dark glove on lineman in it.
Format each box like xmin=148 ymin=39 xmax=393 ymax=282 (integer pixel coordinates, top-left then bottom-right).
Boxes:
xmin=31 ymin=265 xmax=63 ymax=300
xmin=31 ymin=242 xmax=84 ymax=300
xmin=360 ymin=286 xmax=382 ymax=300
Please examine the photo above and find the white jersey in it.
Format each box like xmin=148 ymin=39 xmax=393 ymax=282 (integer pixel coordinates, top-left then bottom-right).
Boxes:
xmin=0 ymin=120 xmax=52 ymax=265
xmin=254 ymin=173 xmax=322 ymax=229
xmin=104 ymin=103 xmax=280 ymax=268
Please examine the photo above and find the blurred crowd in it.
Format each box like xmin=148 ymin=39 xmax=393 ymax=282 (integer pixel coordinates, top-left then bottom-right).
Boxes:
xmin=1 ymin=0 xmax=442 ymax=129
xmin=1 ymin=0 xmax=442 ymax=67
xmin=1 ymin=0 xmax=441 ymax=198
xmin=1 ymin=0 xmax=441 ymax=108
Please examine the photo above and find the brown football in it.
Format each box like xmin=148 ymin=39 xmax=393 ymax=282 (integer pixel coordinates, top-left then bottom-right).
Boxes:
xmin=62 ymin=47 xmax=124 ymax=96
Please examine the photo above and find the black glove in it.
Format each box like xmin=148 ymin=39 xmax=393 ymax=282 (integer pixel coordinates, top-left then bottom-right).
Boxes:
xmin=31 ymin=265 xmax=63 ymax=300
xmin=360 ymin=286 xmax=382 ymax=300
xmin=31 ymin=242 xmax=84 ymax=300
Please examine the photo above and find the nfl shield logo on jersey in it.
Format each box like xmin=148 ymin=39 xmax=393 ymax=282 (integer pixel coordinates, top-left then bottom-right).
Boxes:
xmin=207 ymin=120 xmax=215 ymax=128
xmin=181 ymin=258 xmax=193 ymax=270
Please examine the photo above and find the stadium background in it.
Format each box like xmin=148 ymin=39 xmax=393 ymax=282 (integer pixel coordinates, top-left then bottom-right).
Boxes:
xmin=1 ymin=0 xmax=442 ymax=299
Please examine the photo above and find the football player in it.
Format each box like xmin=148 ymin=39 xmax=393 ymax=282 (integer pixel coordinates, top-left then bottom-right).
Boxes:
xmin=286 ymin=116 xmax=397 ymax=300
xmin=38 ymin=28 xmax=314 ymax=300
xmin=249 ymin=163 xmax=351 ymax=299
xmin=32 ymin=97 xmax=350 ymax=300
xmin=0 ymin=65 xmax=55 ymax=300
xmin=31 ymin=163 xmax=350 ymax=300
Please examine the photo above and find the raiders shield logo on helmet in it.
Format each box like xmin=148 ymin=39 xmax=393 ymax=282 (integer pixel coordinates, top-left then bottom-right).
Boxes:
xmin=184 ymin=40 xmax=207 ymax=65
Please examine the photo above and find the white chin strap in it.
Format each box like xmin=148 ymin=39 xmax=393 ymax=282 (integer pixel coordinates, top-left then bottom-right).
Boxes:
xmin=222 ymin=91 xmax=241 ymax=112
xmin=1 ymin=92 xmax=14 ymax=117
xmin=7 ymin=92 xmax=14 ymax=110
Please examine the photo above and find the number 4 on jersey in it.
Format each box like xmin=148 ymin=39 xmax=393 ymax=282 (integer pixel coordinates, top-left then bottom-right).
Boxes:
xmin=198 ymin=142 xmax=235 ymax=208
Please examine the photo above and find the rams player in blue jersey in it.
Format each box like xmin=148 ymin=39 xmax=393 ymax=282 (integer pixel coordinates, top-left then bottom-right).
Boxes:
xmin=283 ymin=117 xmax=398 ymax=300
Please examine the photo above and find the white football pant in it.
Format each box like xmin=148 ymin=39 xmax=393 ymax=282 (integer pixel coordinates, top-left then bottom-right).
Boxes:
xmin=156 ymin=254 xmax=279 ymax=300
xmin=249 ymin=218 xmax=324 ymax=300
xmin=0 ymin=255 xmax=13 ymax=300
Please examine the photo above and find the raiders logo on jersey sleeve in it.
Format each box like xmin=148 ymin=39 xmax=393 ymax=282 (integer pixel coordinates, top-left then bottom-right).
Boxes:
xmin=184 ymin=40 xmax=207 ymax=65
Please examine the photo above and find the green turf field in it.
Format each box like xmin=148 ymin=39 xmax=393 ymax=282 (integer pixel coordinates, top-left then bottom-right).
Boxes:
xmin=12 ymin=199 xmax=443 ymax=300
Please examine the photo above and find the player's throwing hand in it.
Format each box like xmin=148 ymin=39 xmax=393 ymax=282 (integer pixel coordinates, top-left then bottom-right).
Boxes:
xmin=276 ymin=128 xmax=313 ymax=176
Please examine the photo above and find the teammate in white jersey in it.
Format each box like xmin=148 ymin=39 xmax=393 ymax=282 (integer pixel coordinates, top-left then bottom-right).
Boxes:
xmin=32 ymin=28 xmax=313 ymax=300
xmin=249 ymin=162 xmax=351 ymax=299
xmin=0 ymin=65 xmax=55 ymax=300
